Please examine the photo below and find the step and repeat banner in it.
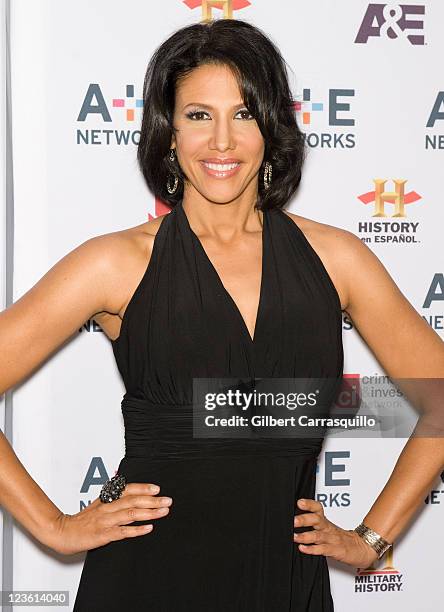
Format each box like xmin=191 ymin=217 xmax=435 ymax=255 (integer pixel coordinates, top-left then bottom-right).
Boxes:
xmin=4 ymin=1 xmax=443 ymax=610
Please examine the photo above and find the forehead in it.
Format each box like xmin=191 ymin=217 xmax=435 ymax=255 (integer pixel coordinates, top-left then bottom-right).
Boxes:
xmin=175 ymin=63 xmax=242 ymax=103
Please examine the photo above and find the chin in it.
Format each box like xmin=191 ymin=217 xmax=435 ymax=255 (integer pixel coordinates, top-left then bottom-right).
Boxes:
xmin=198 ymin=190 xmax=245 ymax=205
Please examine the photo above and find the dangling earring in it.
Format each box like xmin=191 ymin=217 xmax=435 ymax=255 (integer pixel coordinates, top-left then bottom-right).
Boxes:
xmin=263 ymin=160 xmax=272 ymax=191
xmin=167 ymin=174 xmax=178 ymax=194
xmin=167 ymin=148 xmax=179 ymax=194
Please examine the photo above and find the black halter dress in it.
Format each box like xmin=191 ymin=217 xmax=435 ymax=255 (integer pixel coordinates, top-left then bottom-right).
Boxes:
xmin=73 ymin=199 xmax=344 ymax=611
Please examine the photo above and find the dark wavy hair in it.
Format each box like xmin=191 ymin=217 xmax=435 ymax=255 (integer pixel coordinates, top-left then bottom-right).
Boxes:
xmin=137 ymin=19 xmax=306 ymax=211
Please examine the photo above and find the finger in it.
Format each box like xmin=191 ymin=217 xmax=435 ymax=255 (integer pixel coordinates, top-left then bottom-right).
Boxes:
xmin=297 ymin=498 xmax=324 ymax=514
xmin=293 ymin=512 xmax=322 ymax=528
xmin=294 ymin=529 xmax=323 ymax=545
xmin=107 ymin=523 xmax=154 ymax=543
xmin=102 ymin=505 xmax=171 ymax=528
xmin=122 ymin=482 xmax=161 ymax=496
xmin=294 ymin=528 xmax=338 ymax=546
xmin=297 ymin=543 xmax=331 ymax=556
xmin=101 ymin=494 xmax=173 ymax=513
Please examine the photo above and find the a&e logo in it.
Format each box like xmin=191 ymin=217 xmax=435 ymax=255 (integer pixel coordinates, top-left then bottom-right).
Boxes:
xmin=355 ymin=3 xmax=425 ymax=46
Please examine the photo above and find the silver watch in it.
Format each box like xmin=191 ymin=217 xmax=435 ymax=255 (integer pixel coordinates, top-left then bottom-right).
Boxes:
xmin=354 ymin=522 xmax=392 ymax=560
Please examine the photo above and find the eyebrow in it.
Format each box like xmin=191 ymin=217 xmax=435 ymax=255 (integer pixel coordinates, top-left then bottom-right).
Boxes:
xmin=181 ymin=102 xmax=246 ymax=111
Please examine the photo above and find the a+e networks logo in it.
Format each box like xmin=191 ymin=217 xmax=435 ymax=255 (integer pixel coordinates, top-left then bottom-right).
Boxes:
xmin=77 ymin=84 xmax=142 ymax=146
xmin=293 ymin=88 xmax=356 ymax=150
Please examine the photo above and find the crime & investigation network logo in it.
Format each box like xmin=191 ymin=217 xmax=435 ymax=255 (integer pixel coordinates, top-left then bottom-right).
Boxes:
xmin=356 ymin=178 xmax=423 ymax=244
xmin=354 ymin=3 xmax=425 ymax=45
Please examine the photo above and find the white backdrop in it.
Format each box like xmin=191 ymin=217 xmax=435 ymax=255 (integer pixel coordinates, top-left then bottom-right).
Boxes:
xmin=1 ymin=0 xmax=7 ymax=595
xmin=3 ymin=1 xmax=443 ymax=610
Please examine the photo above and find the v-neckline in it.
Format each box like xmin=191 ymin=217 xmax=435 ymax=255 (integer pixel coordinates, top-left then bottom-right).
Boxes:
xmin=177 ymin=200 xmax=266 ymax=346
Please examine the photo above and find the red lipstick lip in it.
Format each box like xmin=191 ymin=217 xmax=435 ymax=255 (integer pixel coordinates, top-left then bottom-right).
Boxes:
xmin=201 ymin=159 xmax=242 ymax=164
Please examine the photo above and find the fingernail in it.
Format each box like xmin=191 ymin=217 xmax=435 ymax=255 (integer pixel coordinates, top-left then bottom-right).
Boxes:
xmin=162 ymin=497 xmax=173 ymax=505
xmin=150 ymin=485 xmax=160 ymax=493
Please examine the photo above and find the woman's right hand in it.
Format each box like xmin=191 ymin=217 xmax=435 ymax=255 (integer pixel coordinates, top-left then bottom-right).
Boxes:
xmin=50 ymin=482 xmax=173 ymax=555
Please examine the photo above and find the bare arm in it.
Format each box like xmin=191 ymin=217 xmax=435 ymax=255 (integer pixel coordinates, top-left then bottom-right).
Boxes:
xmin=340 ymin=231 xmax=444 ymax=545
xmin=0 ymin=232 xmax=133 ymax=395
xmin=292 ymin=229 xmax=444 ymax=567
xmin=0 ymin=232 xmax=129 ymax=549
xmin=0 ymin=431 xmax=67 ymax=549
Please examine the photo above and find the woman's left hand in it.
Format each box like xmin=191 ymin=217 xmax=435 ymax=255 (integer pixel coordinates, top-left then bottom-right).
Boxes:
xmin=293 ymin=498 xmax=379 ymax=569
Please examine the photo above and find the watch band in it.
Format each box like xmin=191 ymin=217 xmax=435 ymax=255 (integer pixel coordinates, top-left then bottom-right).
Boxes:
xmin=354 ymin=522 xmax=392 ymax=560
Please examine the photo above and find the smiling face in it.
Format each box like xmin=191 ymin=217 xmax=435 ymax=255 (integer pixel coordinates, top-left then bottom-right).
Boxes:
xmin=171 ymin=63 xmax=265 ymax=205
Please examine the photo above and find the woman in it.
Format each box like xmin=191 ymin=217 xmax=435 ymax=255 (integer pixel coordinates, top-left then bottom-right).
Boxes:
xmin=0 ymin=18 xmax=443 ymax=611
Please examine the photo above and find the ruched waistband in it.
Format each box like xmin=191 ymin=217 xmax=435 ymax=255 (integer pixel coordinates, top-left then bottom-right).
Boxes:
xmin=121 ymin=396 xmax=324 ymax=461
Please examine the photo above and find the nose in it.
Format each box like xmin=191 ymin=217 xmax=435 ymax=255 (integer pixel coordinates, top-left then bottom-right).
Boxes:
xmin=208 ymin=115 xmax=236 ymax=152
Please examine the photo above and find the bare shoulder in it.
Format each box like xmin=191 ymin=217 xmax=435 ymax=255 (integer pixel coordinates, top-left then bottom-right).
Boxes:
xmin=281 ymin=209 xmax=361 ymax=311
xmin=93 ymin=213 xmax=169 ymax=341
xmin=0 ymin=214 xmax=170 ymax=393
xmin=280 ymin=212 xmax=444 ymax=379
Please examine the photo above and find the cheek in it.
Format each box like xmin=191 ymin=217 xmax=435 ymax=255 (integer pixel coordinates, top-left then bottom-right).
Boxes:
xmin=240 ymin=132 xmax=265 ymax=156
xmin=176 ymin=133 xmax=208 ymax=160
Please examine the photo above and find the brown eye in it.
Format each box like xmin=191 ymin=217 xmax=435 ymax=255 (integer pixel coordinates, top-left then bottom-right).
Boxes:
xmin=237 ymin=109 xmax=254 ymax=120
xmin=185 ymin=111 xmax=209 ymax=120
xmin=185 ymin=109 xmax=254 ymax=121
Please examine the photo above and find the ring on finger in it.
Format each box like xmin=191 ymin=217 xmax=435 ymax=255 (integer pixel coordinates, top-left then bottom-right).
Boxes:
xmin=99 ymin=474 xmax=127 ymax=503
